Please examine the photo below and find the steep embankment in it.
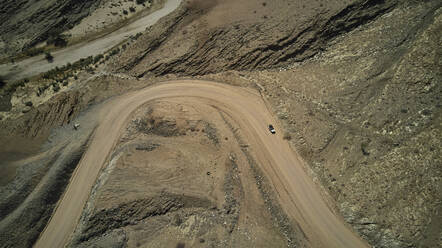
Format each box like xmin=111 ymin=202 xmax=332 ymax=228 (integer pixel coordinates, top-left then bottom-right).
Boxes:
xmin=113 ymin=0 xmax=397 ymax=76
xmin=0 ymin=0 xmax=101 ymax=56
xmin=0 ymin=75 xmax=141 ymax=248
xmin=69 ymin=100 xmax=297 ymax=247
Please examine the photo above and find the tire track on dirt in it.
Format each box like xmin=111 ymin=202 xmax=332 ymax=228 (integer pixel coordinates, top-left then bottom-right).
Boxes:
xmin=34 ymin=80 xmax=369 ymax=248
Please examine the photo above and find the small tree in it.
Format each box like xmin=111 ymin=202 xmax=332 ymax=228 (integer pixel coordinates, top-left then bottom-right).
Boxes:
xmin=0 ymin=76 xmax=5 ymax=88
xmin=45 ymin=52 xmax=54 ymax=63
xmin=47 ymin=34 xmax=68 ymax=47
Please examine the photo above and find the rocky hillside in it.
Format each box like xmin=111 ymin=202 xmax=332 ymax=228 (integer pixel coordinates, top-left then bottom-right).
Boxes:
xmin=0 ymin=0 xmax=102 ymax=57
xmin=113 ymin=0 xmax=399 ymax=76
xmin=109 ymin=0 xmax=442 ymax=247
xmin=0 ymin=0 xmax=440 ymax=247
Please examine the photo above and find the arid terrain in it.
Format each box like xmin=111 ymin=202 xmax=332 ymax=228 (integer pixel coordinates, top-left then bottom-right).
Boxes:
xmin=0 ymin=0 xmax=441 ymax=248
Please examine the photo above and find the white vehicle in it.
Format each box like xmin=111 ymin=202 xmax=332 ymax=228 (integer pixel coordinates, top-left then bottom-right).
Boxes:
xmin=268 ymin=124 xmax=276 ymax=134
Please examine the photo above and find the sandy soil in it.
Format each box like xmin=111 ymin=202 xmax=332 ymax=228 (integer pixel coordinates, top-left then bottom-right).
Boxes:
xmin=35 ymin=80 xmax=368 ymax=248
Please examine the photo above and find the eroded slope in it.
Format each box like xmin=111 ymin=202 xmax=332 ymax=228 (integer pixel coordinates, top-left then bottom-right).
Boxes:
xmin=69 ymin=101 xmax=301 ymax=248
xmin=108 ymin=0 xmax=441 ymax=246
xmin=0 ymin=0 xmax=440 ymax=247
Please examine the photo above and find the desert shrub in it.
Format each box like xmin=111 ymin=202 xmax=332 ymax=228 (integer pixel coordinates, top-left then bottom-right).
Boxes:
xmin=0 ymin=77 xmax=5 ymax=89
xmin=37 ymin=84 xmax=50 ymax=96
xmin=47 ymin=34 xmax=68 ymax=47
xmin=129 ymin=7 xmax=136 ymax=12
xmin=24 ymin=47 xmax=44 ymax=57
xmin=204 ymin=122 xmax=219 ymax=145
xmin=4 ymin=79 xmax=27 ymax=93
xmin=361 ymin=142 xmax=370 ymax=156
xmin=109 ymin=48 xmax=120 ymax=56
xmin=41 ymin=54 xmax=99 ymax=81
xmin=52 ymin=82 xmax=60 ymax=92
xmin=45 ymin=52 xmax=54 ymax=62
xmin=93 ymin=54 xmax=104 ymax=64
xmin=134 ymin=32 xmax=142 ymax=40
xmin=136 ymin=0 xmax=151 ymax=5
xmin=283 ymin=132 xmax=292 ymax=140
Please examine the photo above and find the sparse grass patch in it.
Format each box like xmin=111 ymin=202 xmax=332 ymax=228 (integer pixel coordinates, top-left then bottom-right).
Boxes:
xmin=53 ymin=84 xmax=60 ymax=92
xmin=47 ymin=34 xmax=68 ymax=47
xmin=132 ymin=32 xmax=143 ymax=40
xmin=283 ymin=132 xmax=292 ymax=140
xmin=93 ymin=54 xmax=104 ymax=64
xmin=37 ymin=84 xmax=51 ymax=96
xmin=204 ymin=122 xmax=219 ymax=145
xmin=109 ymin=47 xmax=120 ymax=56
xmin=41 ymin=55 xmax=95 ymax=81
xmin=2 ymin=78 xmax=29 ymax=94
xmin=24 ymin=47 xmax=45 ymax=57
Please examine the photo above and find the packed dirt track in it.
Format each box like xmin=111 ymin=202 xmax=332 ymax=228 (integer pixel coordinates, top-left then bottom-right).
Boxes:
xmin=34 ymin=80 xmax=368 ymax=248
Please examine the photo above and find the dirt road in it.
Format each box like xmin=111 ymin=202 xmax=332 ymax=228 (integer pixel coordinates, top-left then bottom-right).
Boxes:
xmin=34 ymin=80 xmax=369 ymax=248
xmin=0 ymin=0 xmax=181 ymax=82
